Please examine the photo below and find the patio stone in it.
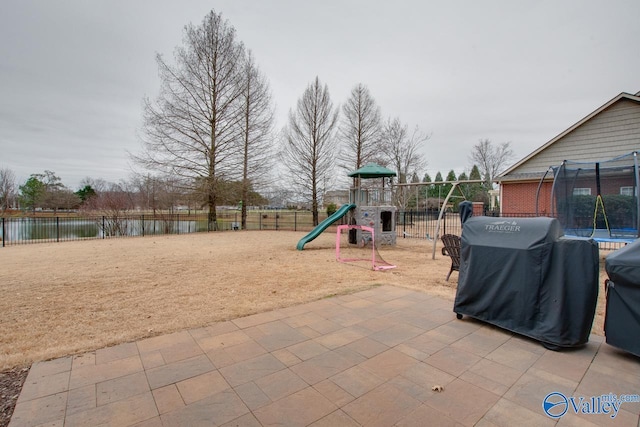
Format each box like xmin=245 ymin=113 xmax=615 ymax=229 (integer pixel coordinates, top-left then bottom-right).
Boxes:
xmin=218 ymin=353 xmax=286 ymax=387
xmin=27 ymin=357 xmax=72 ymax=378
xmin=269 ymin=348 xmax=302 ymax=367
xmin=253 ymin=387 xmax=336 ymax=426
xmin=329 ymin=365 xmax=385 ymax=398
xmin=343 ymin=382 xmax=421 ymax=427
xmin=396 ymin=403 xmax=461 ymax=427
xmin=289 ymin=349 xmax=358 ymax=385
xmin=425 ymin=378 xmax=500 ymax=426
xmin=145 ymin=354 xmax=214 ymax=390
xmin=309 ymin=409 xmax=360 ymax=427
xmin=9 ymin=285 xmax=640 ymax=426
xmin=253 ymin=368 xmax=308 ymax=402
xmin=485 ymin=337 xmax=545 ymax=371
xmin=425 ymin=345 xmax=482 ymax=377
xmin=345 ymin=336 xmax=390 ymax=358
xmin=368 ymin=322 xmax=424 ymax=347
xmin=477 ymin=397 xmax=556 ymax=427
xmin=503 ymin=367 xmax=578 ymax=414
xmin=193 ymin=329 xmax=253 ymax=353
xmin=96 ymin=342 xmax=139 ymax=365
xmin=151 ymin=384 xmax=185 ymax=414
xmin=96 ymin=371 xmax=150 ymax=406
xmin=233 ymin=381 xmax=271 ymax=411
xmin=160 ymin=389 xmax=249 ymax=426
xmin=359 ymin=348 xmax=418 ymax=381
xmin=69 ymin=355 xmax=144 ymax=390
xmin=459 ymin=358 xmax=523 ymax=396
xmin=66 ymin=384 xmax=96 ymax=416
xmin=175 ymin=369 xmax=231 ymax=405
xmin=10 ymin=391 xmax=67 ymax=426
xmin=64 ymin=391 xmax=157 ymax=427
xmin=17 ymin=370 xmax=70 ymax=403
xmin=312 ymin=379 xmax=355 ymax=407
xmin=286 ymin=339 xmax=330 ymax=360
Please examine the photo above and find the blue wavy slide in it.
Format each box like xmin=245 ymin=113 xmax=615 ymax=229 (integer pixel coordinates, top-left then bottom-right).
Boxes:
xmin=296 ymin=204 xmax=356 ymax=250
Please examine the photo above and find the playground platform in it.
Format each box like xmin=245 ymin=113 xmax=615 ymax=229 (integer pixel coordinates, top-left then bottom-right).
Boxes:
xmin=10 ymin=285 xmax=640 ymax=426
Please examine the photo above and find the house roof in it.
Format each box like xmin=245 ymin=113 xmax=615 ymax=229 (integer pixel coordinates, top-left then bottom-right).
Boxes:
xmin=495 ymin=171 xmax=551 ymax=183
xmin=498 ymin=91 xmax=640 ymax=181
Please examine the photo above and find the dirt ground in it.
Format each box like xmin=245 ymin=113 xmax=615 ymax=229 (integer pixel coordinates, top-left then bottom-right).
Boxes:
xmin=0 ymin=230 xmax=608 ymax=371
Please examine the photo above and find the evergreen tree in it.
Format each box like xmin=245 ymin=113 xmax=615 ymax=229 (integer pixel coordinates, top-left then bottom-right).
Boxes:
xmin=430 ymin=171 xmax=443 ymax=198
xmin=468 ymin=164 xmax=484 ymax=202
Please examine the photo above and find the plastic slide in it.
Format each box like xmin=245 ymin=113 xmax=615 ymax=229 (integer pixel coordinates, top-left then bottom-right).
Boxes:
xmin=296 ymin=204 xmax=356 ymax=250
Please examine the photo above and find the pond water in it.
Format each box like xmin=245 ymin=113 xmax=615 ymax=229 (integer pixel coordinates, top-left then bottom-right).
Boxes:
xmin=0 ymin=217 xmax=209 ymax=243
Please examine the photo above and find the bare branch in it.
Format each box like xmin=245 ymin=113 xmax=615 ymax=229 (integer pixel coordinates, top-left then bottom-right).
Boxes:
xmin=237 ymin=50 xmax=276 ymax=227
xmin=338 ymin=83 xmax=382 ymax=173
xmin=282 ymin=76 xmax=339 ymax=225
xmin=469 ymin=138 xmax=514 ymax=189
xmin=133 ymin=10 xmax=246 ymax=227
xmin=0 ymin=167 xmax=16 ymax=213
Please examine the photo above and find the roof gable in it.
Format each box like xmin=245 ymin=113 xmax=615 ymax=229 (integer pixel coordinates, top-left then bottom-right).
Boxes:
xmin=500 ymin=91 xmax=640 ymax=180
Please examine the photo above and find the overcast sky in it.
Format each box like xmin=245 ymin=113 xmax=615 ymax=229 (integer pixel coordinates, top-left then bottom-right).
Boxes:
xmin=1 ymin=0 xmax=639 ymax=190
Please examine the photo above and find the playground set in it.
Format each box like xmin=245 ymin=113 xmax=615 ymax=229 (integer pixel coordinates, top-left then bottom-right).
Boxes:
xmin=296 ymin=163 xmax=398 ymax=270
xmin=295 ymin=163 xmax=485 ymax=269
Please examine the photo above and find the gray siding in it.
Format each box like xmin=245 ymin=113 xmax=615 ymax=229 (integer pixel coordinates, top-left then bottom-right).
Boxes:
xmin=507 ymin=99 xmax=640 ymax=175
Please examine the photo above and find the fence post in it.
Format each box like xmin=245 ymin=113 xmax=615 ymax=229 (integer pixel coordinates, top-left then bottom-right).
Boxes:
xmin=402 ymin=211 xmax=406 ymax=238
xmin=56 ymin=217 xmax=60 ymax=242
xmin=2 ymin=217 xmax=4 ymax=247
xmin=102 ymin=216 xmax=106 ymax=238
xmin=141 ymin=215 xmax=145 ymax=237
xmin=443 ymin=212 xmax=447 ymax=235
xmin=294 ymin=212 xmax=297 ymax=231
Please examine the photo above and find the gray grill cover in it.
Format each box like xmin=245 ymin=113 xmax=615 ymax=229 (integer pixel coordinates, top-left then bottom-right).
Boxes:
xmin=454 ymin=217 xmax=599 ymax=347
xmin=604 ymin=239 xmax=640 ymax=356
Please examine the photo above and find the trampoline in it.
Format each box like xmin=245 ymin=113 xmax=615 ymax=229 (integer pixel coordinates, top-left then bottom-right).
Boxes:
xmin=538 ymin=151 xmax=639 ymax=243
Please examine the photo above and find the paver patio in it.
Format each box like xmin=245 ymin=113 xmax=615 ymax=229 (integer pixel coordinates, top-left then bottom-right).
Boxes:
xmin=9 ymin=285 xmax=640 ymax=426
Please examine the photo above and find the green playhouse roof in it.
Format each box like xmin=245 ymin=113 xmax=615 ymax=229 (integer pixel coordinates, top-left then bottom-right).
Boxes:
xmin=347 ymin=163 xmax=397 ymax=179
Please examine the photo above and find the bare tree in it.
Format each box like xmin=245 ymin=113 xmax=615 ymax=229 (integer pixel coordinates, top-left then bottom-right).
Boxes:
xmin=0 ymin=167 xmax=16 ymax=213
xmin=238 ymin=50 xmax=275 ymax=228
xmin=282 ymin=76 xmax=339 ymax=225
xmin=381 ymin=118 xmax=428 ymax=184
xmin=80 ymin=177 xmax=109 ymax=194
xmin=81 ymin=181 xmax=136 ymax=236
xmin=338 ymin=83 xmax=382 ymax=173
xmin=381 ymin=118 xmax=428 ymax=208
xmin=135 ymin=10 xmax=246 ymax=229
xmin=132 ymin=174 xmax=180 ymax=214
xmin=37 ymin=171 xmax=79 ymax=212
xmin=469 ymin=139 xmax=514 ymax=190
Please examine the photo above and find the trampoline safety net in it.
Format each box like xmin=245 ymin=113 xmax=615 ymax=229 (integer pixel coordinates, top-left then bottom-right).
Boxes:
xmin=550 ymin=152 xmax=639 ymax=240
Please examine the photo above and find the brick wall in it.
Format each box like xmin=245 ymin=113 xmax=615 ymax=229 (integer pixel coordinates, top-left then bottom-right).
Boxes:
xmin=501 ymin=181 xmax=554 ymax=215
xmin=472 ymin=202 xmax=483 ymax=216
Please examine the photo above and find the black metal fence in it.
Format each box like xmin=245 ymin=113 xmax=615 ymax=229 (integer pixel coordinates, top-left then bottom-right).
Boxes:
xmin=0 ymin=209 xmax=446 ymax=247
xmin=0 ymin=209 xmax=628 ymax=250
xmin=397 ymin=210 xmax=463 ymax=240
xmin=0 ymin=210 xmax=347 ymax=247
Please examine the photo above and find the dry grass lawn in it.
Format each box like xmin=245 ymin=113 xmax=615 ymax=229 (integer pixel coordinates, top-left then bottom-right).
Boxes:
xmin=0 ymin=230 xmax=608 ymax=370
